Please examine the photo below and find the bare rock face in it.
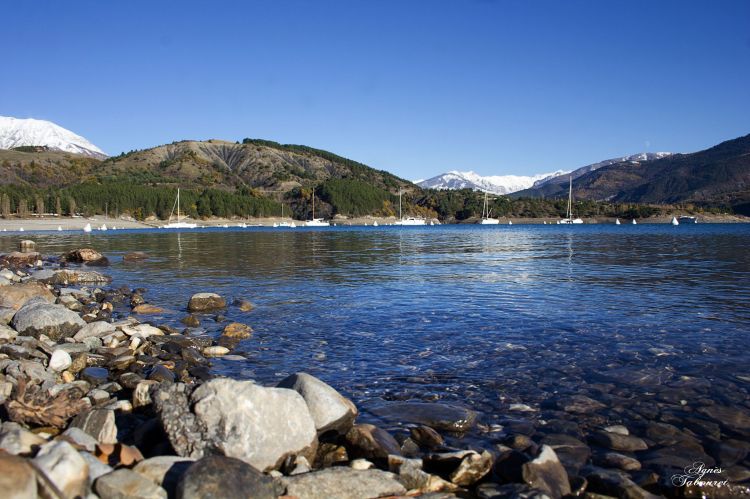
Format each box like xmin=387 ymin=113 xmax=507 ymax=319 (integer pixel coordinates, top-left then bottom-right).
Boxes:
xmin=0 ymin=282 xmax=55 ymax=310
xmin=282 ymin=467 xmax=406 ymax=499
xmin=11 ymin=298 xmax=86 ymax=341
xmin=153 ymin=379 xmax=318 ymax=472
xmin=277 ymin=372 xmax=358 ymax=434
xmin=187 ymin=293 xmax=226 ymax=313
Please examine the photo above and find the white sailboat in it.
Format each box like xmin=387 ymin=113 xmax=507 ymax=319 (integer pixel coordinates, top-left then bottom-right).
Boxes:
xmin=615 ymin=218 xmax=621 ymax=225
xmin=163 ymin=188 xmax=197 ymax=229
xmin=394 ymin=191 xmax=426 ymax=225
xmin=632 ymin=219 xmax=637 ymax=225
xmin=82 ymin=223 xmax=92 ymax=233
xmin=559 ymin=176 xmax=584 ymax=224
xmin=305 ymin=192 xmax=330 ymax=227
xmin=478 ymin=192 xmax=500 ymax=224
xmin=671 ymin=216 xmax=679 ymax=226
xmin=275 ymin=203 xmax=296 ymax=228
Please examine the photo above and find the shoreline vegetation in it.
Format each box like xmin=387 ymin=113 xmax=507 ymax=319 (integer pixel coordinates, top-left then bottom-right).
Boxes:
xmin=0 ymin=212 xmax=746 ymax=233
xmin=0 ymin=243 xmax=748 ymax=498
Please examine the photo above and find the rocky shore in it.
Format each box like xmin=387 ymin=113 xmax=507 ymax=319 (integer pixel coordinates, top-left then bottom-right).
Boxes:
xmin=0 ymin=241 xmax=748 ymax=498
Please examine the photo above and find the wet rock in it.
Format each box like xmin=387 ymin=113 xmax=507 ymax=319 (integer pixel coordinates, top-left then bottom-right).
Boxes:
xmin=345 ymin=424 xmax=401 ymax=460
xmin=0 ymin=282 xmax=55 ymax=310
xmin=411 ymin=425 xmax=445 ymax=449
xmin=121 ymin=323 xmax=164 ymax=339
xmin=133 ymin=304 xmax=165 ymax=314
xmin=590 ymin=430 xmax=648 ymax=452
xmin=187 ymin=293 xmax=226 ymax=313
xmin=70 ymin=409 xmax=117 ymax=444
xmin=0 ymin=422 xmax=47 ymax=455
xmin=123 ymin=251 xmax=149 ymax=262
xmin=585 ymin=467 xmax=659 ymax=499
xmin=369 ymin=401 xmax=477 ymax=432
xmin=221 ymin=322 xmax=252 ymax=339
xmin=555 ymin=394 xmax=606 ymax=414
xmin=181 ymin=315 xmax=200 ymax=327
xmin=539 ymin=434 xmax=590 ymax=476
xmin=19 ymin=240 xmax=36 ymax=252
xmin=96 ymin=469 xmax=167 ymax=499
xmin=11 ymin=299 xmax=85 ymax=341
xmin=33 ymin=440 xmax=89 ymax=498
xmin=521 ymin=445 xmax=571 ymax=499
xmin=153 ymin=379 xmax=317 ymax=471
xmin=48 ymin=349 xmax=72 ymax=372
xmin=314 ymin=442 xmax=349 ymax=468
xmin=0 ymin=251 xmax=41 ymax=267
xmin=234 ymin=299 xmax=254 ymax=312
xmin=0 ymin=453 xmax=37 ymax=497
xmin=46 ymin=269 xmax=112 ymax=284
xmin=134 ymin=456 xmax=196 ymax=497
xmin=81 ymin=366 xmax=109 ymax=385
xmin=707 ymin=438 xmax=750 ymax=467
xmin=277 ymin=372 xmax=358 ymax=434
xmin=450 ymin=449 xmax=494 ymax=486
xmin=176 ymin=455 xmax=278 ymax=499
xmin=283 ymin=467 xmax=406 ymax=499
xmin=698 ymin=404 xmax=750 ymax=432
xmin=476 ymin=482 xmax=550 ymax=499
xmin=61 ymin=248 xmax=109 ymax=265
xmin=148 ymin=364 xmax=175 ymax=383
xmin=595 ymin=452 xmax=642 ymax=471
xmin=202 ymin=345 xmax=229 ymax=357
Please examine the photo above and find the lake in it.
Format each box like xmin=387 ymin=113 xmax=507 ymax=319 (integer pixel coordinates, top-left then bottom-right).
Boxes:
xmin=3 ymin=223 xmax=750 ymax=450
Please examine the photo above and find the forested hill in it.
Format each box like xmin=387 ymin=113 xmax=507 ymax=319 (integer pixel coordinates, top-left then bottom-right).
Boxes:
xmin=514 ymin=133 xmax=750 ymax=214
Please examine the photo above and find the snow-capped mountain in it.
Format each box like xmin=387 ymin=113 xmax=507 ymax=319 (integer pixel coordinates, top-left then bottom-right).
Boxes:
xmin=417 ymin=152 xmax=673 ymax=194
xmin=417 ymin=169 xmax=567 ymax=195
xmin=0 ymin=116 xmax=107 ymax=159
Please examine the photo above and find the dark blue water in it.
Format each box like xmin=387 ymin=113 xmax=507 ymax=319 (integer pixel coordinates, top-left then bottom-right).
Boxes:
xmin=3 ymin=224 xmax=750 ymax=437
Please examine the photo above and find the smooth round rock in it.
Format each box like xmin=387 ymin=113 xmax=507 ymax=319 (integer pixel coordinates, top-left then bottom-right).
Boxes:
xmin=49 ymin=349 xmax=72 ymax=372
xmin=176 ymin=455 xmax=278 ymax=499
xmin=187 ymin=293 xmax=226 ymax=313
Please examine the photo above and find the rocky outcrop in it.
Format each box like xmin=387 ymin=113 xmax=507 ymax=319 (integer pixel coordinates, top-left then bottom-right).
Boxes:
xmin=187 ymin=293 xmax=226 ymax=312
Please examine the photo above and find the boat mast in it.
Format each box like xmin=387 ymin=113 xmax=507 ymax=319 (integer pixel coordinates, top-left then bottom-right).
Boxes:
xmin=312 ymin=190 xmax=315 ymax=220
xmin=177 ymin=188 xmax=181 ymax=222
xmin=567 ymin=176 xmax=573 ymax=219
xmin=399 ymin=190 xmax=402 ymax=220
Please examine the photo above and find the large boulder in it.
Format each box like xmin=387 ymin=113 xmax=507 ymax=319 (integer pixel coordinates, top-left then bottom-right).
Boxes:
xmin=11 ymin=298 xmax=86 ymax=341
xmin=175 ymin=455 xmax=279 ymax=499
xmin=277 ymin=372 xmax=358 ymax=434
xmin=33 ymin=440 xmax=89 ymax=498
xmin=283 ymin=467 xmax=406 ymax=499
xmin=187 ymin=293 xmax=226 ymax=313
xmin=0 ymin=282 xmax=55 ymax=310
xmin=153 ymin=379 xmax=318 ymax=471
xmin=61 ymin=248 xmax=109 ymax=266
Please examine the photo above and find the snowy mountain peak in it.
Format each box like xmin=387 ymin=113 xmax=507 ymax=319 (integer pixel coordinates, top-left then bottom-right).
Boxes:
xmin=417 ymin=169 xmax=567 ymax=195
xmin=0 ymin=116 xmax=106 ymax=159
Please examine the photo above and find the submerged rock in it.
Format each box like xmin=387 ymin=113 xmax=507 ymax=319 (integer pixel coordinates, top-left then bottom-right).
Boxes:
xmin=61 ymin=248 xmax=109 ymax=266
xmin=368 ymin=401 xmax=477 ymax=432
xmin=277 ymin=372 xmax=358 ymax=434
xmin=176 ymin=455 xmax=279 ymax=499
xmin=11 ymin=299 xmax=86 ymax=341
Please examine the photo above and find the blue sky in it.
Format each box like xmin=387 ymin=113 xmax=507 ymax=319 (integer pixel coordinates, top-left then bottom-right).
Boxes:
xmin=2 ymin=0 xmax=748 ymax=180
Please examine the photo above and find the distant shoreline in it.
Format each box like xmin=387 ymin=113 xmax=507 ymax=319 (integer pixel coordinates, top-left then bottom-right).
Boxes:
xmin=0 ymin=212 xmax=746 ymax=233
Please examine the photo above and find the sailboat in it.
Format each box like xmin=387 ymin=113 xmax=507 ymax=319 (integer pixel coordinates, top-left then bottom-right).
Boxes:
xmin=274 ymin=203 xmax=296 ymax=228
xmin=632 ymin=219 xmax=637 ymax=225
xmin=163 ymin=188 xmax=197 ymax=229
xmin=615 ymin=218 xmax=621 ymax=225
xmin=305 ymin=192 xmax=330 ymax=227
xmin=559 ymin=176 xmax=584 ymax=224
xmin=671 ymin=216 xmax=679 ymax=226
xmin=478 ymin=192 xmax=500 ymax=224
xmin=393 ymin=191 xmax=426 ymax=225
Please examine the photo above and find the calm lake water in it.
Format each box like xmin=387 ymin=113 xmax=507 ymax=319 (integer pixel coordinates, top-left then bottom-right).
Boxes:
xmin=3 ymin=224 xmax=750 ymax=442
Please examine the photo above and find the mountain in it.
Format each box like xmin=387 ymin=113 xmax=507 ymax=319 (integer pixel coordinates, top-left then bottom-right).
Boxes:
xmin=531 ymin=152 xmax=672 ymax=188
xmin=514 ymin=134 xmax=750 ymax=213
xmin=417 ymin=170 xmax=566 ymax=194
xmin=0 ymin=116 xmax=107 ymax=159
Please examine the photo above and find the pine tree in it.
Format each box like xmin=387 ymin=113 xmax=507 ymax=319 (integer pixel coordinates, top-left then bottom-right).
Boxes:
xmin=69 ymin=197 xmax=77 ymax=217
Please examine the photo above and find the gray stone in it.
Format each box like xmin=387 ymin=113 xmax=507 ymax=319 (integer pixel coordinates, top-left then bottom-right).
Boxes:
xmin=0 ymin=423 xmax=47 ymax=455
xmin=176 ymin=455 xmax=278 ymax=499
xmin=44 ymin=269 xmax=112 ymax=285
xmin=33 ymin=440 xmax=89 ymax=499
xmin=521 ymin=445 xmax=571 ymax=499
xmin=283 ymin=467 xmax=406 ymax=499
xmin=0 ymin=306 xmax=15 ymax=324
xmin=585 ymin=467 xmax=659 ymax=499
xmin=48 ymin=349 xmax=72 ymax=372
xmin=590 ymin=430 xmax=648 ymax=452
xmin=277 ymin=372 xmax=358 ymax=434
xmin=73 ymin=320 xmax=116 ymax=341
xmin=596 ymin=452 xmax=642 ymax=471
xmin=11 ymin=298 xmax=85 ymax=341
xmin=54 ymin=342 xmax=92 ymax=354
xmin=80 ymin=450 xmax=114 ymax=480
xmin=70 ymin=409 xmax=117 ymax=444
xmin=0 ymin=453 xmax=37 ymax=498
xmin=61 ymin=426 xmax=99 ymax=452
xmin=187 ymin=292 xmax=226 ymax=312
xmin=556 ymin=394 xmax=606 ymax=414
xmin=134 ymin=456 xmax=196 ymax=497
xmin=368 ymin=401 xmax=477 ymax=432
xmin=96 ymin=469 xmax=167 ymax=499
xmin=154 ymin=379 xmax=318 ymax=471
xmin=450 ymin=450 xmax=494 ymax=486
xmin=0 ymin=323 xmax=18 ymax=341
